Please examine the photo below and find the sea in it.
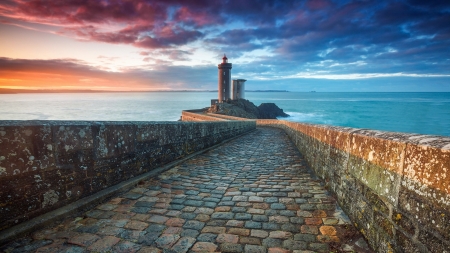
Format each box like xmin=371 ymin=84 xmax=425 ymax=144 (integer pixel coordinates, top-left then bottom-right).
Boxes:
xmin=0 ymin=92 xmax=449 ymax=137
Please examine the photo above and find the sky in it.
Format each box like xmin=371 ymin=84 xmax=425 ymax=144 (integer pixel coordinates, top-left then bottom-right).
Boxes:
xmin=0 ymin=0 xmax=450 ymax=92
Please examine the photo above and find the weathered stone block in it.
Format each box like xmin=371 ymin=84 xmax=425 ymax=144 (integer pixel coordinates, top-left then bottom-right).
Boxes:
xmin=392 ymin=212 xmax=416 ymax=237
xmin=327 ymin=127 xmax=352 ymax=152
xmin=374 ymin=212 xmax=394 ymax=237
xmin=64 ymin=182 xmax=84 ymax=200
xmin=93 ymin=124 xmax=136 ymax=159
xmin=402 ymin=143 xmax=450 ymax=209
xmin=0 ymin=192 xmax=39 ymax=223
xmin=54 ymin=124 xmax=93 ymax=155
xmin=418 ymin=229 xmax=450 ymax=253
xmin=395 ymin=229 xmax=426 ymax=252
xmin=136 ymin=124 xmax=161 ymax=142
xmin=329 ymin=147 xmax=348 ymax=171
xmin=398 ymin=185 xmax=450 ymax=240
xmin=350 ymin=131 xmax=406 ymax=174
xmin=347 ymin=154 xmax=400 ymax=205
xmin=363 ymin=186 xmax=390 ymax=214
xmin=56 ymin=149 xmax=95 ymax=171
xmin=0 ymin=124 xmax=55 ymax=177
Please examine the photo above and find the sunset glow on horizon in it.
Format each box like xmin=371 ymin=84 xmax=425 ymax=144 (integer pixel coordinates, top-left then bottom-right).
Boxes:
xmin=1 ymin=0 xmax=450 ymax=92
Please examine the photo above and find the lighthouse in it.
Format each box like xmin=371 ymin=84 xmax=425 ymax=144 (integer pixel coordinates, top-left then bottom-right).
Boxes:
xmin=218 ymin=54 xmax=232 ymax=102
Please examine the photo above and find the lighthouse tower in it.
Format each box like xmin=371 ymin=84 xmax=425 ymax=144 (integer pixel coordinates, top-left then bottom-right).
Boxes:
xmin=218 ymin=54 xmax=232 ymax=102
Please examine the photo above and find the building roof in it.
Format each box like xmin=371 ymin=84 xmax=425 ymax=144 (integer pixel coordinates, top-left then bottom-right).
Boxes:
xmin=222 ymin=54 xmax=228 ymax=63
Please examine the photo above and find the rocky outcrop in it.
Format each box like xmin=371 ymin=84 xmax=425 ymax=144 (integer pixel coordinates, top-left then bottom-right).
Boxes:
xmin=207 ymin=102 xmax=258 ymax=119
xmin=207 ymin=99 xmax=289 ymax=119
xmin=228 ymin=99 xmax=261 ymax=118
xmin=258 ymin=103 xmax=289 ymax=119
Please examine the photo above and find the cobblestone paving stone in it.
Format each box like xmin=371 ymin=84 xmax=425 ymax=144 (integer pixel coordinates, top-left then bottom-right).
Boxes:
xmin=1 ymin=127 xmax=373 ymax=253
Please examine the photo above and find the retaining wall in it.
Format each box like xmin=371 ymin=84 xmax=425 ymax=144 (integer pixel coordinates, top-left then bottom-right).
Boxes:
xmin=257 ymin=119 xmax=450 ymax=252
xmin=0 ymin=120 xmax=255 ymax=232
xmin=181 ymin=110 xmax=256 ymax=122
xmin=181 ymin=110 xmax=227 ymax=122
xmin=205 ymin=113 xmax=255 ymax=121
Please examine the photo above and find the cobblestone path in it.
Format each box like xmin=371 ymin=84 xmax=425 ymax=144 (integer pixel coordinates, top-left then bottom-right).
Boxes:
xmin=1 ymin=127 xmax=372 ymax=253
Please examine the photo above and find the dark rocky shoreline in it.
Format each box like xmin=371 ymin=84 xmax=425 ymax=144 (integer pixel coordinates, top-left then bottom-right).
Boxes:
xmin=206 ymin=99 xmax=289 ymax=119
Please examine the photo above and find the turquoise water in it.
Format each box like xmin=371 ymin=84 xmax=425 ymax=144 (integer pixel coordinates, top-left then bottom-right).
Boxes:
xmin=246 ymin=92 xmax=450 ymax=137
xmin=0 ymin=92 xmax=449 ymax=137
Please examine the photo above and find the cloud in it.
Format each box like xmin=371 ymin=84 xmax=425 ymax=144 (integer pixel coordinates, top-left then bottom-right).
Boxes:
xmin=0 ymin=57 xmax=95 ymax=75
xmin=0 ymin=57 xmax=216 ymax=90
xmin=134 ymin=29 xmax=203 ymax=49
xmin=284 ymin=72 xmax=450 ymax=80
xmin=162 ymin=50 xmax=193 ymax=61
xmin=1 ymin=0 xmax=203 ymax=49
xmin=0 ymin=57 xmax=146 ymax=90
xmin=16 ymin=0 xmax=167 ymax=24
xmin=1 ymin=0 xmax=450 ymax=90
xmin=173 ymin=6 xmax=224 ymax=27
xmin=140 ymin=49 xmax=193 ymax=62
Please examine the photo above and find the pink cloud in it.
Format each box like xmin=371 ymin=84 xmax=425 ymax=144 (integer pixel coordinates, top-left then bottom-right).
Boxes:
xmin=1 ymin=0 xmax=205 ymax=49
xmin=134 ymin=28 xmax=203 ymax=49
xmin=306 ymin=0 xmax=332 ymax=10
xmin=15 ymin=0 xmax=166 ymax=24
xmin=173 ymin=6 xmax=223 ymax=27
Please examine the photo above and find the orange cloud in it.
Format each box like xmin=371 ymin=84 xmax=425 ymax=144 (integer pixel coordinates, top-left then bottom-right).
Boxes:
xmin=0 ymin=57 xmax=168 ymax=91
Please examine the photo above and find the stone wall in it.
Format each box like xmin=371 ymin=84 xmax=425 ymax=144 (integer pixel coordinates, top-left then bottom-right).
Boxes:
xmin=181 ymin=110 xmax=227 ymax=122
xmin=257 ymin=119 xmax=450 ymax=252
xmin=205 ymin=113 xmax=254 ymax=121
xmin=0 ymin=120 xmax=255 ymax=232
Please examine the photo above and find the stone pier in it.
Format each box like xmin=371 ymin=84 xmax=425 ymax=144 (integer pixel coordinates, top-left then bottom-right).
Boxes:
xmin=0 ymin=127 xmax=371 ymax=253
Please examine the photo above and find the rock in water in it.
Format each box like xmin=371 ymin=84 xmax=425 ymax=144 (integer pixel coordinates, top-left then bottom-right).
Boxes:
xmin=258 ymin=103 xmax=289 ymax=119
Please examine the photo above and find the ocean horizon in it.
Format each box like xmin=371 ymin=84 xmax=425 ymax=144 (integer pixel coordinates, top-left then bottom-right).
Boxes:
xmin=1 ymin=91 xmax=449 ymax=137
